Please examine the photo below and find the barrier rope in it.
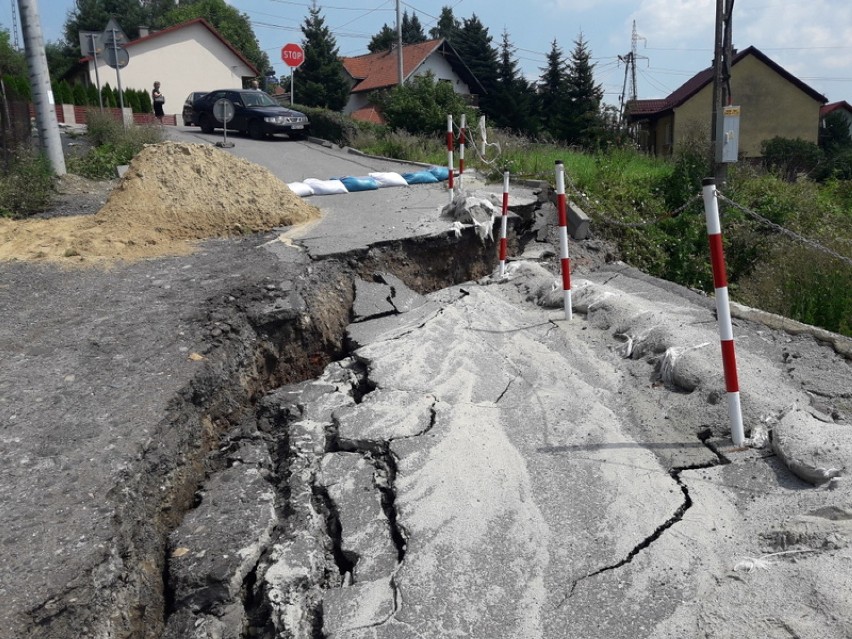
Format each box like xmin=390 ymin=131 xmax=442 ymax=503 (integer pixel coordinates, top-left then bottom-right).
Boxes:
xmin=716 ymin=193 xmax=852 ymax=267
xmin=446 ymin=120 xmax=852 ymax=268
xmin=563 ymin=172 xmax=703 ymax=228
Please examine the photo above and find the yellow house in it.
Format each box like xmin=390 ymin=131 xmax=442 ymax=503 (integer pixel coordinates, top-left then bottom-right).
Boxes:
xmin=627 ymin=46 xmax=827 ymax=158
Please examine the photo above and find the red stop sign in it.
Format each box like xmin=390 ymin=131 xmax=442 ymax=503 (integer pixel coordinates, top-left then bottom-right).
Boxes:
xmin=281 ymin=43 xmax=305 ymax=68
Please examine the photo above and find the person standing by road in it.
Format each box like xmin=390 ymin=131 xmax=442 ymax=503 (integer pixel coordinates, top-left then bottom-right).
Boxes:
xmin=152 ymin=81 xmax=165 ymax=122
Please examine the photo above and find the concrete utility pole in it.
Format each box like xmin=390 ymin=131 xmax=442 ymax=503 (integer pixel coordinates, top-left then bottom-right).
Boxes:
xmin=395 ymin=0 xmax=404 ymax=86
xmin=710 ymin=0 xmax=734 ymax=184
xmin=17 ymin=0 xmax=65 ymax=176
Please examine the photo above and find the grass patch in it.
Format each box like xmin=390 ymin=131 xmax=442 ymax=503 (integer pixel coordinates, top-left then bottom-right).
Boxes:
xmin=0 ymin=147 xmax=55 ymax=218
xmin=68 ymin=110 xmax=165 ymax=179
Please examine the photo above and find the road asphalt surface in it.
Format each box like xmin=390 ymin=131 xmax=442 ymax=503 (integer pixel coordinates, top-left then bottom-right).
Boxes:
xmin=1 ymin=128 xmax=850 ymax=639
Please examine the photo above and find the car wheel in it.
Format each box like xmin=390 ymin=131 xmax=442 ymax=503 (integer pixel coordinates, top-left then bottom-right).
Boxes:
xmin=248 ymin=120 xmax=264 ymax=140
xmin=199 ymin=114 xmax=215 ymax=134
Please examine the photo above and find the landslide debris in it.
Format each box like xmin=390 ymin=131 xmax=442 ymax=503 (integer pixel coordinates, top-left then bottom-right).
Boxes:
xmin=0 ymin=142 xmax=321 ymax=265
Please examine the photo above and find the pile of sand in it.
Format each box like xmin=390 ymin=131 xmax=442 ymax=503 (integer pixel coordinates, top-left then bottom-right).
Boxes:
xmin=0 ymin=142 xmax=321 ymax=265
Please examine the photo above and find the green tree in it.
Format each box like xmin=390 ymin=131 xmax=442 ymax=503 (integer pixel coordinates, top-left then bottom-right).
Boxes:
xmin=0 ymin=27 xmax=26 ymax=76
xmin=139 ymin=87 xmax=152 ymax=113
xmin=56 ymin=79 xmax=74 ymax=104
xmin=492 ymin=30 xmax=538 ymax=135
xmin=429 ymin=5 xmax=460 ymax=43
xmin=72 ymin=82 xmax=88 ymax=105
xmin=375 ymin=72 xmax=473 ymax=136
xmin=162 ymin=0 xmax=271 ymax=74
xmin=298 ymin=5 xmax=349 ymax=111
xmin=101 ymin=82 xmax=115 ymax=107
xmin=538 ymin=39 xmax=568 ymax=138
xmin=402 ymin=11 xmax=426 ymax=44
xmin=368 ymin=24 xmax=396 ymax=53
xmin=819 ymin=111 xmax=852 ymax=154
xmin=453 ymin=14 xmax=499 ymax=119
xmin=368 ymin=11 xmax=427 ymax=53
xmin=86 ymin=83 xmax=100 ymax=106
xmin=44 ymin=41 xmax=77 ymax=82
xmin=63 ymin=0 xmax=147 ymax=46
xmin=761 ymin=137 xmax=825 ymax=182
xmin=564 ymin=34 xmax=605 ymax=147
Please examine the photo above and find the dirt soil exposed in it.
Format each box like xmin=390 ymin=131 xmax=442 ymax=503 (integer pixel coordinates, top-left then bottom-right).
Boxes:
xmin=0 ymin=142 xmax=320 ymax=265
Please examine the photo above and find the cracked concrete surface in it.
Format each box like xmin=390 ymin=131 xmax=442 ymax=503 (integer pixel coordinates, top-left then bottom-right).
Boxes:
xmin=3 ymin=152 xmax=851 ymax=639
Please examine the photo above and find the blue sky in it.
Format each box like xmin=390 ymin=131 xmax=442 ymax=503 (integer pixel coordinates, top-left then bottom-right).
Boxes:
xmin=3 ymin=0 xmax=852 ymax=104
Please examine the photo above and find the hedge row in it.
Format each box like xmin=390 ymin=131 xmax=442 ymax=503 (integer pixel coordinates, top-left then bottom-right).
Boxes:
xmin=2 ymin=75 xmax=152 ymax=113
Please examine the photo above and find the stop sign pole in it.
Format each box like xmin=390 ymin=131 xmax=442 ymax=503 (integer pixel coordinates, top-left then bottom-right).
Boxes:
xmin=281 ymin=43 xmax=305 ymax=105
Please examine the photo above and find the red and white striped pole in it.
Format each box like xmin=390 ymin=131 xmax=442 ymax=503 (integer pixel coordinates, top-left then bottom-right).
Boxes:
xmin=555 ymin=161 xmax=572 ymax=320
xmin=446 ymin=114 xmax=454 ymax=201
xmin=459 ymin=113 xmax=466 ymax=189
xmin=499 ymin=170 xmax=510 ymax=277
xmin=702 ymin=178 xmax=745 ymax=446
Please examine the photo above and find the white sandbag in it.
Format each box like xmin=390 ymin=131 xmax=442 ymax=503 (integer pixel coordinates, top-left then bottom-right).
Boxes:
xmin=304 ymin=178 xmax=349 ymax=195
xmin=287 ymin=181 xmax=315 ymax=197
xmin=368 ymin=172 xmax=409 ymax=188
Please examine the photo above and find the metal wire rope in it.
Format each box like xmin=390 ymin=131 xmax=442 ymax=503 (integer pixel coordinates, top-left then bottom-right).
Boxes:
xmin=716 ymin=193 xmax=852 ymax=267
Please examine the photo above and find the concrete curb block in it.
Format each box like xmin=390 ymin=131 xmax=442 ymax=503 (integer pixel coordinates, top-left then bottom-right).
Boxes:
xmin=730 ymin=301 xmax=852 ymax=360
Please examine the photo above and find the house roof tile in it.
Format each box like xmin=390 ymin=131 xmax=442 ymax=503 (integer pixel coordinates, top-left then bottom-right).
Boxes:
xmin=628 ymin=46 xmax=827 ymax=119
xmin=821 ymin=100 xmax=852 ymax=117
xmin=341 ymin=38 xmax=485 ymax=95
xmin=350 ymin=105 xmax=386 ymax=125
xmin=342 ymin=39 xmax=445 ymax=93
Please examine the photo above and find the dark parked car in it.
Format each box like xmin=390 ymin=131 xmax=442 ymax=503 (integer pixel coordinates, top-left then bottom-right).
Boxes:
xmin=182 ymin=92 xmax=207 ymax=126
xmin=191 ymin=89 xmax=310 ymax=140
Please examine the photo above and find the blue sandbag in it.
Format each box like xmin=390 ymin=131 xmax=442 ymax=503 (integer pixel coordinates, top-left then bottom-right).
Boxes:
xmin=427 ymin=166 xmax=450 ymax=181
xmin=338 ymin=176 xmax=380 ymax=192
xmin=401 ymin=171 xmax=440 ymax=184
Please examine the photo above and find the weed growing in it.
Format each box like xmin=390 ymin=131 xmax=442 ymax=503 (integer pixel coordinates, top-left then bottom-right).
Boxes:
xmin=68 ymin=110 xmax=165 ymax=179
xmin=0 ymin=147 xmax=55 ymax=218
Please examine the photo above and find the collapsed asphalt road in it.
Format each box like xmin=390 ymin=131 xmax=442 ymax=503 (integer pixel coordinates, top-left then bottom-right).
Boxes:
xmin=2 ymin=139 xmax=851 ymax=639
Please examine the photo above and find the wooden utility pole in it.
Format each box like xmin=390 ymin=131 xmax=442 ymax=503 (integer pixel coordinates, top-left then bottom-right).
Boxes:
xmin=710 ymin=0 xmax=735 ymax=184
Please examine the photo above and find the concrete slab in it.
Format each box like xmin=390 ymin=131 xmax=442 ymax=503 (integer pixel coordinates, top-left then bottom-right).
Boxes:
xmin=167 ymin=443 xmax=277 ymax=610
xmin=322 ymin=577 xmax=396 ymax=637
xmin=319 ymin=452 xmax=399 ymax=581
xmin=335 ymin=390 xmax=436 ymax=448
xmin=352 ymin=278 xmax=395 ymax=322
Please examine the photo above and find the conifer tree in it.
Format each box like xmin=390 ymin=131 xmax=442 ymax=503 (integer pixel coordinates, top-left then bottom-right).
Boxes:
xmin=298 ymin=5 xmax=349 ymax=111
xmin=538 ymin=39 xmax=568 ymax=138
xmin=429 ymin=5 xmax=460 ymax=43
xmin=453 ymin=14 xmax=499 ymax=119
xmin=402 ymin=11 xmax=426 ymax=44
xmin=368 ymin=11 xmax=426 ymax=53
xmin=493 ymin=30 xmax=537 ymax=135
xmin=368 ymin=24 xmax=396 ymax=53
xmin=564 ymin=33 xmax=605 ymax=147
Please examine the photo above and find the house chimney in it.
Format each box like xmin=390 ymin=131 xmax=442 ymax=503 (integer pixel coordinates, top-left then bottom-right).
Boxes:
xmin=138 ymin=26 xmax=149 ymax=37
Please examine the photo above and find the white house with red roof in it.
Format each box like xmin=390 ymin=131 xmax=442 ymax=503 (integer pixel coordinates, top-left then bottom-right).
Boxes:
xmin=340 ymin=39 xmax=484 ymax=124
xmin=85 ymin=18 xmax=258 ymax=119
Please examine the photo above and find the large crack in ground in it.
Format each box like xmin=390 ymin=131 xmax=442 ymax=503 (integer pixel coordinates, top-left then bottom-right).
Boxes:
xmin=148 ymin=231 xmax=496 ymax=639
xmin=559 ymin=428 xmax=730 ymax=607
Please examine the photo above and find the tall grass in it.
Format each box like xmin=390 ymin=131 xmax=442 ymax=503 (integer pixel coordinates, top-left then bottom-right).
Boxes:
xmin=0 ymin=147 xmax=55 ymax=218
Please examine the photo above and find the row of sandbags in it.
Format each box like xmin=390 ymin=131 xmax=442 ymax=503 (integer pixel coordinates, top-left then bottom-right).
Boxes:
xmin=287 ymin=166 xmax=450 ymax=197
